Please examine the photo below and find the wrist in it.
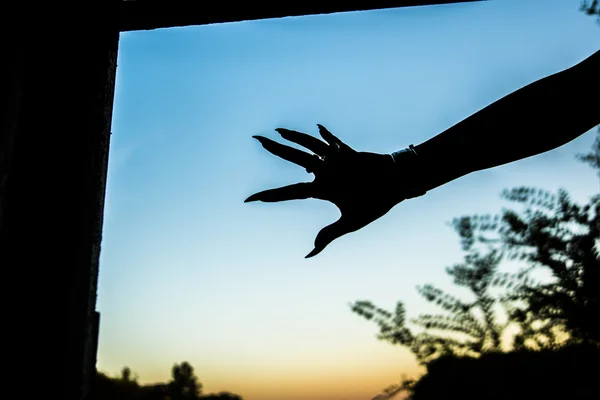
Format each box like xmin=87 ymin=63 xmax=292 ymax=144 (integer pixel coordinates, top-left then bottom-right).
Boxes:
xmin=391 ymin=145 xmax=419 ymax=163
xmin=388 ymin=145 xmax=428 ymax=200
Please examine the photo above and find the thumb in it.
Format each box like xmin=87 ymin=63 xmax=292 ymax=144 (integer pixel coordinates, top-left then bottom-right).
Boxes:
xmin=305 ymin=216 xmax=354 ymax=258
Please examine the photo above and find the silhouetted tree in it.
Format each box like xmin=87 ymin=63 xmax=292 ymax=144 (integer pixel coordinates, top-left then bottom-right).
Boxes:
xmin=94 ymin=362 xmax=245 ymax=400
xmin=352 ymin=130 xmax=599 ymax=397
xmin=351 ymin=248 xmax=514 ymax=365
xmin=496 ymin=135 xmax=600 ymax=347
xmin=409 ymin=344 xmax=600 ymax=400
xmin=94 ymin=367 xmax=141 ymax=400
xmin=202 ymin=393 xmax=244 ymax=400
xmin=120 ymin=366 xmax=140 ymax=384
xmin=370 ymin=375 xmax=416 ymax=400
xmin=121 ymin=367 xmax=132 ymax=381
xmin=167 ymin=362 xmax=203 ymax=400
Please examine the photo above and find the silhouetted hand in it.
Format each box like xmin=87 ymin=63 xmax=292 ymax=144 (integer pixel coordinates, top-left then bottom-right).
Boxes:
xmin=245 ymin=125 xmax=426 ymax=258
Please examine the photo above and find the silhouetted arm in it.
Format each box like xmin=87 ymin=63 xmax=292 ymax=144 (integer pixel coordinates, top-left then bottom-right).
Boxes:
xmin=412 ymin=49 xmax=600 ymax=191
xmin=247 ymin=50 xmax=599 ymax=257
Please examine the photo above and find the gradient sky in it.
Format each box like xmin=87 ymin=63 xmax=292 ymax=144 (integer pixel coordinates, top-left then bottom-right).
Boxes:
xmin=97 ymin=1 xmax=600 ymax=399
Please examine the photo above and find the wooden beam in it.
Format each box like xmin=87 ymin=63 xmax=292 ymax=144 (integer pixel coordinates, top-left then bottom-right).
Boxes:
xmin=2 ymin=3 xmax=119 ymax=399
xmin=119 ymin=0 xmax=483 ymax=32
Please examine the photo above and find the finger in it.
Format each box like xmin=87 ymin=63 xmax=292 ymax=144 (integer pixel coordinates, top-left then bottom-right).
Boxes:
xmin=275 ymin=128 xmax=329 ymax=156
xmin=245 ymin=182 xmax=313 ymax=203
xmin=305 ymin=215 xmax=355 ymax=258
xmin=317 ymin=124 xmax=354 ymax=153
xmin=253 ymin=135 xmax=320 ymax=171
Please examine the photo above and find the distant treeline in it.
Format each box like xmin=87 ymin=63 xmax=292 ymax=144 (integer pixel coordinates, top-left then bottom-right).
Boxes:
xmin=93 ymin=362 xmax=243 ymax=400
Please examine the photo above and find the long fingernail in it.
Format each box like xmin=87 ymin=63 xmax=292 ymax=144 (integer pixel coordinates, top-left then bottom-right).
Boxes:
xmin=305 ymin=248 xmax=320 ymax=258
xmin=275 ymin=128 xmax=291 ymax=139
xmin=252 ymin=135 xmax=266 ymax=144
xmin=244 ymin=194 xmax=260 ymax=203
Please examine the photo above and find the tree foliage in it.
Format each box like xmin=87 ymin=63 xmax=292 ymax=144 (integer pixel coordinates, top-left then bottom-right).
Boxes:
xmin=370 ymin=375 xmax=416 ymax=400
xmin=168 ymin=362 xmax=203 ymax=400
xmin=577 ymin=128 xmax=600 ymax=175
xmin=581 ymin=0 xmax=600 ymax=22
xmin=352 ymin=129 xmax=599 ymax=397
xmin=352 ymin=129 xmax=599 ymax=351
xmin=351 ymin=248 xmax=513 ymax=365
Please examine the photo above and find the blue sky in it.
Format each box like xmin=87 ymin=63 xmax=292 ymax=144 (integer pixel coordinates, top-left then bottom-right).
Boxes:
xmin=97 ymin=1 xmax=599 ymax=399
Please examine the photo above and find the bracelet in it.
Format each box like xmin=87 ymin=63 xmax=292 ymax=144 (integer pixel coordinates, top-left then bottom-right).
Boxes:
xmin=389 ymin=145 xmax=427 ymax=199
xmin=390 ymin=145 xmax=418 ymax=163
